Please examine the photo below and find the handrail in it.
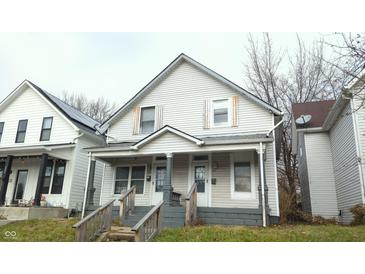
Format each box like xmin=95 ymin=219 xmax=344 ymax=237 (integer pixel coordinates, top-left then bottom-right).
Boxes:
xmin=73 ymin=199 xmax=115 ymax=242
xmin=132 ymin=200 xmax=164 ymax=242
xmin=119 ymin=186 xmax=136 ymax=225
xmin=185 ymin=183 xmax=198 ymax=226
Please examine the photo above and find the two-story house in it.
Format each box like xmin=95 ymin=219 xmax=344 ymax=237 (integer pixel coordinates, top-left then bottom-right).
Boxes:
xmin=85 ymin=54 xmax=283 ymax=227
xmin=0 ymin=80 xmax=105 ymax=219
xmin=292 ymin=68 xmax=365 ymax=224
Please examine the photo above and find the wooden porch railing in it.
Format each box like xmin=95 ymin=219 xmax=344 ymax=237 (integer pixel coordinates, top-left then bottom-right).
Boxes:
xmin=171 ymin=191 xmax=182 ymax=206
xmin=185 ymin=183 xmax=198 ymax=226
xmin=119 ymin=186 xmax=136 ymax=225
xmin=73 ymin=199 xmax=114 ymax=242
xmin=132 ymin=200 xmax=164 ymax=242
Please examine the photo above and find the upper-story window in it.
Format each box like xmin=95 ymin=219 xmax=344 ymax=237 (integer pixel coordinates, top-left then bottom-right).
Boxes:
xmin=15 ymin=119 xmax=28 ymax=143
xmin=212 ymin=99 xmax=230 ymax=127
xmin=40 ymin=117 xmax=53 ymax=141
xmin=140 ymin=106 xmax=155 ymax=134
xmin=0 ymin=122 xmax=4 ymax=142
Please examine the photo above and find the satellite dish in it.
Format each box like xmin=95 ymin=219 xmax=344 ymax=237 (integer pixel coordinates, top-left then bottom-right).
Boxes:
xmin=296 ymin=114 xmax=312 ymax=126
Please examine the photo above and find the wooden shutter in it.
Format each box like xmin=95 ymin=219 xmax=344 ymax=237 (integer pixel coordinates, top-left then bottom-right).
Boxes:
xmin=155 ymin=105 xmax=164 ymax=130
xmin=203 ymin=100 xmax=211 ymax=129
xmin=132 ymin=106 xmax=141 ymax=135
xmin=232 ymin=95 xmax=239 ymax=127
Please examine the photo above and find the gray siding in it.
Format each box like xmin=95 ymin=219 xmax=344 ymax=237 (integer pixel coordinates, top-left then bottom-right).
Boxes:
xmin=329 ymin=102 xmax=363 ymax=223
xmin=304 ymin=132 xmax=338 ymax=219
xmin=297 ymin=132 xmax=311 ymax=213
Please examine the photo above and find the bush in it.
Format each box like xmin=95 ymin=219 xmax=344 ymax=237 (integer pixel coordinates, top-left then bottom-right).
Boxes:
xmin=286 ymin=210 xmax=337 ymax=225
xmin=351 ymin=204 xmax=365 ymax=225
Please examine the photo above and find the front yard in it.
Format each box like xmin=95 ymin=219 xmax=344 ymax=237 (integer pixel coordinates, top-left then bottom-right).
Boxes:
xmin=155 ymin=225 xmax=365 ymax=242
xmin=1 ymin=219 xmax=365 ymax=242
xmin=0 ymin=218 xmax=77 ymax=242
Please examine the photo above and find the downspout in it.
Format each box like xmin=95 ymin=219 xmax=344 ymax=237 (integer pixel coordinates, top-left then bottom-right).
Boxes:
xmin=259 ymin=142 xmax=266 ymax=227
xmin=81 ymin=152 xmax=92 ymax=218
xmin=266 ymin=118 xmax=284 ymax=137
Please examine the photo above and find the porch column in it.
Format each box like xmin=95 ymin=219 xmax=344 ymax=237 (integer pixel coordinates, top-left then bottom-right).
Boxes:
xmin=257 ymin=143 xmax=268 ymax=227
xmin=0 ymin=155 xmax=14 ymax=206
xmin=34 ymin=153 xmax=49 ymax=206
xmin=86 ymin=160 xmax=96 ymax=206
xmin=163 ymin=152 xmax=173 ymax=205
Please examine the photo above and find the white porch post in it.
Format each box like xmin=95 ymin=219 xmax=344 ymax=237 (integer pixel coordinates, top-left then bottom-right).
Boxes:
xmin=81 ymin=152 xmax=92 ymax=218
xmin=259 ymin=142 xmax=267 ymax=227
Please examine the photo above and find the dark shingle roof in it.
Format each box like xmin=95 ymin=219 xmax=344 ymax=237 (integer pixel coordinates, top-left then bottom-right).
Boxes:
xmin=292 ymin=100 xmax=335 ymax=128
xmin=27 ymin=80 xmax=100 ymax=130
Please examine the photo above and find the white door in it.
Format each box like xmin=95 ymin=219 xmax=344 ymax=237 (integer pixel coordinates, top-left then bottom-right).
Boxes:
xmin=152 ymin=165 xmax=166 ymax=205
xmin=192 ymin=163 xmax=209 ymax=207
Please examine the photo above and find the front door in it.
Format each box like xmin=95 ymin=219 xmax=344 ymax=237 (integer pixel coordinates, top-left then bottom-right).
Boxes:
xmin=13 ymin=170 xmax=28 ymax=202
xmin=152 ymin=165 xmax=166 ymax=205
xmin=193 ymin=163 xmax=209 ymax=207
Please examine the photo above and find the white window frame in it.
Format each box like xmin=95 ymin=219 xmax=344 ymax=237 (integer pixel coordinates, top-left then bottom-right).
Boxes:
xmin=210 ymin=98 xmax=232 ymax=128
xmin=230 ymin=152 xmax=256 ymax=200
xmin=113 ymin=164 xmax=147 ymax=195
xmin=139 ymin=105 xmax=156 ymax=135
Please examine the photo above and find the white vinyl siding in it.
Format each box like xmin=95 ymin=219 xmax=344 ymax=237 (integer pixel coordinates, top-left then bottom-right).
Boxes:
xmin=329 ymin=102 xmax=363 ymax=223
xmin=304 ymin=132 xmax=338 ymax=219
xmin=0 ymin=87 xmax=78 ymax=147
xmin=107 ymin=61 xmax=273 ymax=142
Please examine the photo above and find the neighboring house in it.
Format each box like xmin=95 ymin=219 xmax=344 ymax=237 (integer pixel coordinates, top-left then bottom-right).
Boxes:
xmin=292 ymin=70 xmax=365 ymax=223
xmin=0 ymin=80 xmax=105 ymax=212
xmin=85 ymin=53 xmax=283 ymax=227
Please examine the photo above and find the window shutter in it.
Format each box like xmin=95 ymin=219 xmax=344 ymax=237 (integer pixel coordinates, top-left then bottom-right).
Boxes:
xmin=232 ymin=95 xmax=239 ymax=127
xmin=132 ymin=106 xmax=141 ymax=135
xmin=155 ymin=105 xmax=164 ymax=130
xmin=203 ymin=100 xmax=211 ymax=129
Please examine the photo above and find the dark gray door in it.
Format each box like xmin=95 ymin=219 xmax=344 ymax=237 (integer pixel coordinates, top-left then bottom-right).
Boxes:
xmin=13 ymin=170 xmax=28 ymax=202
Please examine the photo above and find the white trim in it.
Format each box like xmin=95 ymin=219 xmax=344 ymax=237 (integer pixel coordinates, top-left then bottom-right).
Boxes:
xmin=210 ymin=97 xmax=232 ymax=128
xmin=272 ymin=115 xmax=280 ymax=217
xmin=81 ymin=152 xmax=92 ymax=218
xmin=208 ymin=152 xmax=212 ymax=207
xmin=99 ymin=163 xmax=106 ymax=206
xmin=139 ymin=105 xmax=157 ymax=135
xmin=130 ymin=126 xmax=204 ymax=150
xmin=259 ymin=142 xmax=266 ymax=227
xmin=229 ymin=151 xmax=256 ymax=200
xmin=112 ymin=164 xmax=148 ymax=196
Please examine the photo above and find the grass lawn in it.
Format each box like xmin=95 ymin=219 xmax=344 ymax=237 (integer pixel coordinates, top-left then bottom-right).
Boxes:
xmin=0 ymin=218 xmax=77 ymax=242
xmin=155 ymin=225 xmax=365 ymax=242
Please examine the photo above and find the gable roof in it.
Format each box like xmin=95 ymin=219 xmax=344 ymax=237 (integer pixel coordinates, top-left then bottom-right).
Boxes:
xmin=103 ymin=53 xmax=282 ymax=127
xmin=0 ymin=80 xmax=100 ymax=132
xmin=130 ymin=125 xmax=204 ymax=150
xmin=292 ymin=100 xmax=336 ymax=129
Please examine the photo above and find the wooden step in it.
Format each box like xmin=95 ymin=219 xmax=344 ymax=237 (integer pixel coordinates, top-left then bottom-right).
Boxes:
xmin=104 ymin=226 xmax=136 ymax=242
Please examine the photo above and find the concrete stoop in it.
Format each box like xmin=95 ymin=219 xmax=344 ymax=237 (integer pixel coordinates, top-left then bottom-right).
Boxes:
xmin=0 ymin=207 xmax=68 ymax=221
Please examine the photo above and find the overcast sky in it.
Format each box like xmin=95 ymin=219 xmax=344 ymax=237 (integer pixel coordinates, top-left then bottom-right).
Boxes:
xmin=0 ymin=32 xmax=323 ymax=107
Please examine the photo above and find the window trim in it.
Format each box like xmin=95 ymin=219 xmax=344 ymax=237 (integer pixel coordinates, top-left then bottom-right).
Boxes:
xmin=210 ymin=98 xmax=232 ymax=128
xmin=0 ymin=122 xmax=4 ymax=143
xmin=113 ymin=164 xmax=147 ymax=195
xmin=15 ymin=119 xmax=28 ymax=143
xmin=40 ymin=116 xmax=53 ymax=141
xmin=230 ymin=152 xmax=256 ymax=200
xmin=139 ymin=105 xmax=156 ymax=135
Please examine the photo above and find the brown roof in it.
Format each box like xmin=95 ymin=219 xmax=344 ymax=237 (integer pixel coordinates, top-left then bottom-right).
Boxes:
xmin=292 ymin=100 xmax=335 ymax=128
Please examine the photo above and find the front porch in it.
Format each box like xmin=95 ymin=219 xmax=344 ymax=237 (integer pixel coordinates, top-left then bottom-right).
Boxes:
xmin=0 ymin=149 xmax=71 ymax=212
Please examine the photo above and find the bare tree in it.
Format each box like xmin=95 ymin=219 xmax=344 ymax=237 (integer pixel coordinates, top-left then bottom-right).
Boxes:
xmin=244 ymin=33 xmax=341 ymax=222
xmin=323 ymin=32 xmax=365 ymax=111
xmin=61 ymin=91 xmax=116 ymax=123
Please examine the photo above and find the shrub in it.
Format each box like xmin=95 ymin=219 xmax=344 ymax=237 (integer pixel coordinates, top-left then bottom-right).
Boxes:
xmin=350 ymin=204 xmax=365 ymax=225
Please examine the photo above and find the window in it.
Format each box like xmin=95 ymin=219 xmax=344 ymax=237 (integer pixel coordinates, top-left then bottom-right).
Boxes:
xmin=15 ymin=120 xmax=28 ymax=143
xmin=114 ymin=167 xmax=129 ymax=194
xmin=41 ymin=160 xmax=54 ymax=194
xmin=140 ymin=106 xmax=155 ymax=134
xmin=114 ymin=166 xmax=146 ymax=195
xmin=234 ymin=162 xmax=251 ymax=193
xmin=50 ymin=161 xmax=66 ymax=194
xmin=212 ymin=99 xmax=229 ymax=126
xmin=130 ymin=166 xmax=146 ymax=194
xmin=0 ymin=122 xmax=4 ymax=142
xmin=40 ymin=117 xmax=53 ymax=141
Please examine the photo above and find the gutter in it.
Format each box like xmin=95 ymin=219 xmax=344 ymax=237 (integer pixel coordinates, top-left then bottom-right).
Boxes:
xmin=266 ymin=118 xmax=284 ymax=137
